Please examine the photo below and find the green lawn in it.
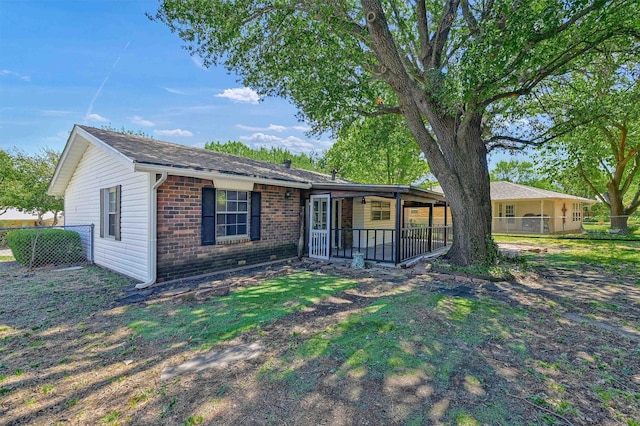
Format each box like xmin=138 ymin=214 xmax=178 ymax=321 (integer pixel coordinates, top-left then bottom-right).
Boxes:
xmin=3 ymin=241 xmax=639 ymax=425
xmin=494 ymin=235 xmax=640 ymax=275
xmin=126 ymin=271 xmax=359 ymax=350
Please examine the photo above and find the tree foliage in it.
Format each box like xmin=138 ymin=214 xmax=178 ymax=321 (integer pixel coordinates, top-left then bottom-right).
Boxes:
xmin=326 ymin=114 xmax=429 ymax=184
xmin=490 ymin=160 xmax=553 ymax=189
xmin=204 ymin=140 xmax=324 ymax=172
xmin=537 ymin=45 xmax=640 ymax=232
xmin=152 ymin=0 xmax=639 ymax=265
xmin=0 ymin=149 xmax=63 ymax=224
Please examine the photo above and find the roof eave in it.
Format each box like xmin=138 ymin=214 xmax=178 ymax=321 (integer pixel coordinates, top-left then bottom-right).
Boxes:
xmin=48 ymin=125 xmax=137 ymax=196
xmin=133 ymin=163 xmax=313 ymax=189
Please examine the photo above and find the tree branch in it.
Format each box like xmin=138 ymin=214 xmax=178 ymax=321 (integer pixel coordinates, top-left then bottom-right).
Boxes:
xmin=579 ymin=161 xmax=609 ymax=206
xmin=416 ymin=0 xmax=431 ymax=70
xmin=430 ymin=0 xmax=459 ymax=69
xmin=460 ymin=0 xmax=479 ymax=36
xmin=481 ymin=32 xmax=614 ymax=107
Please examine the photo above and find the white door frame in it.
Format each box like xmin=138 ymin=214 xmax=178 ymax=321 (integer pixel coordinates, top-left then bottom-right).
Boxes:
xmin=309 ymin=194 xmax=331 ymax=260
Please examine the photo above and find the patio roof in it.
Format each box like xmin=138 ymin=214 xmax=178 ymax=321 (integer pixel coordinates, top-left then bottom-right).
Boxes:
xmin=310 ymin=183 xmax=446 ymax=204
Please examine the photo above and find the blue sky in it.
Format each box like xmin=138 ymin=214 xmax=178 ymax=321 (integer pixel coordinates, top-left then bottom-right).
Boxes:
xmin=0 ymin=0 xmax=330 ymax=156
xmin=0 ymin=0 xmax=520 ymax=168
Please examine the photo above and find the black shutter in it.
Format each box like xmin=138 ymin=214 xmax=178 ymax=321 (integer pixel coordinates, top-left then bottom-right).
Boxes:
xmin=202 ymin=188 xmax=216 ymax=245
xmin=99 ymin=188 xmax=105 ymax=238
xmin=114 ymin=185 xmax=121 ymax=241
xmin=250 ymin=192 xmax=261 ymax=241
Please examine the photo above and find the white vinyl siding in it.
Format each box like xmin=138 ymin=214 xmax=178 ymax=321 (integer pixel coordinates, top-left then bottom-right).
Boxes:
xmin=63 ymin=144 xmax=151 ymax=281
xmin=352 ymin=197 xmax=397 ymax=248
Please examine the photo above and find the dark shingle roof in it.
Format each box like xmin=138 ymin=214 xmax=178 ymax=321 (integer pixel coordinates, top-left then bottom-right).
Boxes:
xmin=79 ymin=125 xmax=347 ymax=185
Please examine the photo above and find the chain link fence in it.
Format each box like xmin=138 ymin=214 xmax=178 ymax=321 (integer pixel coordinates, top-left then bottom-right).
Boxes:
xmin=0 ymin=224 xmax=94 ymax=268
xmin=492 ymin=215 xmax=638 ymax=236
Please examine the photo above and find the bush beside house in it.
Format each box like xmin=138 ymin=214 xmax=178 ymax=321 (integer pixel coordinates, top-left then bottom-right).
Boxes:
xmin=6 ymin=228 xmax=84 ymax=267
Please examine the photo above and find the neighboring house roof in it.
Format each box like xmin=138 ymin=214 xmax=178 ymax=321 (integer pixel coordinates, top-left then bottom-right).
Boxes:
xmin=429 ymin=182 xmax=595 ymax=203
xmin=50 ymin=125 xmax=349 ymax=195
xmin=490 ymin=181 xmax=595 ymax=203
xmin=0 ymin=208 xmax=58 ymax=221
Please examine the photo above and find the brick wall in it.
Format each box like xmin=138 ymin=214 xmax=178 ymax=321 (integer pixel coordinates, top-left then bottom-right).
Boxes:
xmin=340 ymin=198 xmax=353 ymax=248
xmin=156 ymin=176 xmax=301 ymax=281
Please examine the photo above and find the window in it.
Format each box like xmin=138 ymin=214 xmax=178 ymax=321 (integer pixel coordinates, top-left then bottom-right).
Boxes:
xmin=505 ymin=204 xmax=515 ymax=224
xmin=100 ymin=186 xmax=121 ymax=240
xmin=203 ymin=189 xmax=261 ymax=245
xmin=370 ymin=200 xmax=391 ymax=221
xmin=572 ymin=203 xmax=582 ymax=222
xmin=216 ymin=190 xmax=248 ymax=237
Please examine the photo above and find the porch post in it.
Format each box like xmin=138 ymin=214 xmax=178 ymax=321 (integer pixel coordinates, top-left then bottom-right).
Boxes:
xmin=443 ymin=202 xmax=448 ymax=243
xmin=395 ymin=192 xmax=402 ymax=263
xmin=540 ymin=200 xmax=544 ymax=234
xmin=428 ymin=203 xmax=433 ymax=252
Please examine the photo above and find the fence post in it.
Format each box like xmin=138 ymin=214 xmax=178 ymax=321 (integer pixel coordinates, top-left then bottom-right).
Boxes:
xmin=90 ymin=224 xmax=95 ymax=264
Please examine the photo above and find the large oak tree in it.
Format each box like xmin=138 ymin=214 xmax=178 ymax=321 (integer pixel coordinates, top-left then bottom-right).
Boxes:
xmin=152 ymin=0 xmax=638 ymax=265
xmin=538 ymin=47 xmax=640 ymax=233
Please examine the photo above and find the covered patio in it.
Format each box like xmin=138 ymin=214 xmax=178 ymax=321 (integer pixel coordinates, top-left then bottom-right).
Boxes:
xmin=305 ymin=183 xmax=452 ymax=265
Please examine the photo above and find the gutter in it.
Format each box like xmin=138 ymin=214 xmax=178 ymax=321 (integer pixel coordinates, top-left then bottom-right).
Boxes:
xmin=133 ymin=163 xmax=312 ymax=190
xmin=136 ymin=171 xmax=168 ymax=289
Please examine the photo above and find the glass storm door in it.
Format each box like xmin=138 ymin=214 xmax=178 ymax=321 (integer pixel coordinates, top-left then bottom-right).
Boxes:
xmin=309 ymin=194 xmax=331 ymax=259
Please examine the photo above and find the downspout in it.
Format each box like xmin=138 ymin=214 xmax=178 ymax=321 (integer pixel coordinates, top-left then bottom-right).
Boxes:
xmin=136 ymin=171 xmax=168 ymax=289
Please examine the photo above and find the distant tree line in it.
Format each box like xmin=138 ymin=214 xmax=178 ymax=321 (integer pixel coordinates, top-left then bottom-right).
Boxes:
xmin=0 ymin=149 xmax=63 ymax=225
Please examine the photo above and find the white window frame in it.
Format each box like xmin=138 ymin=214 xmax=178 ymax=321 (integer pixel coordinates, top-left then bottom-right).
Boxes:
xmin=505 ymin=204 xmax=515 ymax=224
xmin=100 ymin=185 xmax=120 ymax=240
xmin=572 ymin=203 xmax=582 ymax=222
xmin=216 ymin=190 xmax=249 ymax=239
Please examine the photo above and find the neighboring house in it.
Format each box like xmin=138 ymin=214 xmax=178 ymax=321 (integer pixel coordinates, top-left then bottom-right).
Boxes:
xmin=48 ymin=125 xmax=448 ymax=286
xmin=490 ymin=181 xmax=596 ymax=234
xmin=0 ymin=208 xmax=62 ymax=228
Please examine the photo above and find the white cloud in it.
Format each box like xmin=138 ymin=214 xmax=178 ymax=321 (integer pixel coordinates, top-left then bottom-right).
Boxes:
xmin=128 ymin=115 xmax=155 ymax=127
xmin=239 ymin=132 xmax=333 ymax=154
xmin=155 ymin=129 xmax=193 ymax=137
xmin=1 ymin=69 xmax=31 ymax=82
xmin=85 ymin=113 xmax=109 ymax=123
xmin=292 ymin=125 xmax=311 ymax=132
xmin=164 ymin=87 xmax=185 ymax=95
xmin=42 ymin=110 xmax=72 ymax=117
xmin=217 ymin=88 xmax=260 ymax=104
xmin=236 ymin=124 xmax=287 ymax=132
xmin=43 ymin=131 xmax=70 ymax=143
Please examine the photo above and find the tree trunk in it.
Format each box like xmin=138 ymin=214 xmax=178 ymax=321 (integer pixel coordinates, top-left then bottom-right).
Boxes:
xmin=409 ymin=111 xmax=494 ymax=265
xmin=607 ymin=186 xmax=630 ymax=234
xmin=435 ymin=118 xmax=493 ymax=265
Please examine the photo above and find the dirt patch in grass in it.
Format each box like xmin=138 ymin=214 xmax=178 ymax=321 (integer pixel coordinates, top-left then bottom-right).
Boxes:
xmin=1 ymin=249 xmax=639 ymax=425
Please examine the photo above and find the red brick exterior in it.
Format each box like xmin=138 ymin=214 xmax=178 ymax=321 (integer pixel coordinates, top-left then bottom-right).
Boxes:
xmin=156 ymin=176 xmax=301 ymax=281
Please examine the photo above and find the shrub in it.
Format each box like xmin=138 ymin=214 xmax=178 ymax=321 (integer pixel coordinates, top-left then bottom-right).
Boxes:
xmin=6 ymin=228 xmax=85 ymax=267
